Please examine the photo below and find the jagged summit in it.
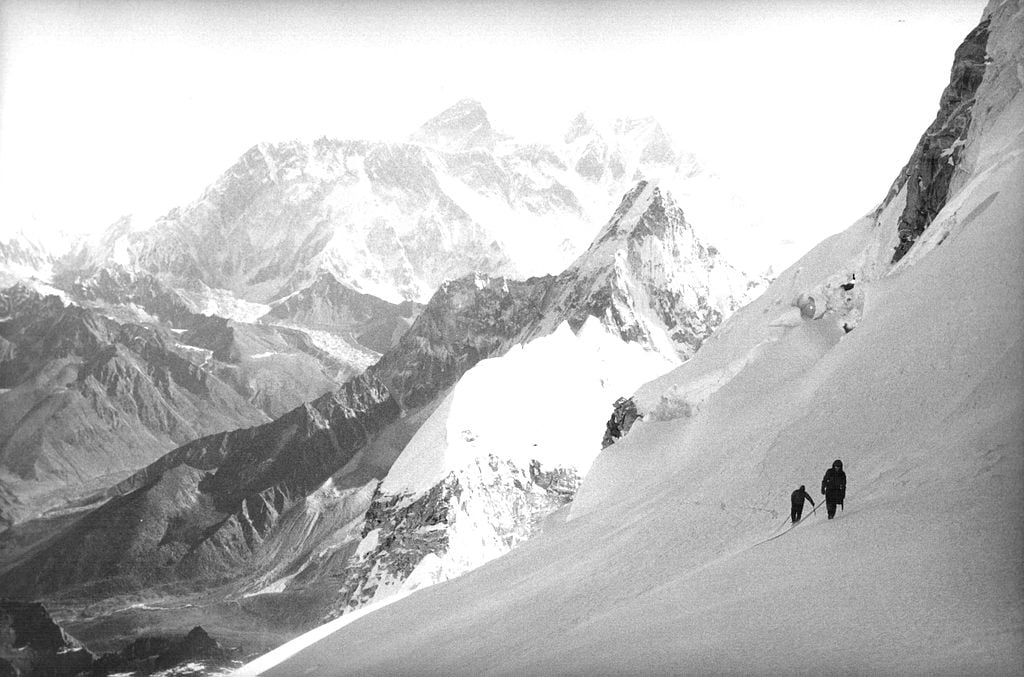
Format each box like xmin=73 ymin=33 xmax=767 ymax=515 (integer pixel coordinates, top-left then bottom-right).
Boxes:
xmin=409 ymin=98 xmax=497 ymax=152
xmin=536 ymin=180 xmax=759 ymax=358
xmin=589 ymin=180 xmax=676 ymax=244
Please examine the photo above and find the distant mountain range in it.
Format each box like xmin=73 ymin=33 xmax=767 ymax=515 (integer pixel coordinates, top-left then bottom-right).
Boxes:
xmin=58 ymin=99 xmax=760 ymax=305
xmin=0 ymin=99 xmax=767 ymax=668
xmin=1 ymin=171 xmax=763 ymax=658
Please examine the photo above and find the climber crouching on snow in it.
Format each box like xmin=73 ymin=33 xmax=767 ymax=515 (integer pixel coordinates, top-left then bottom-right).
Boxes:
xmin=790 ymin=485 xmax=815 ymax=524
xmin=821 ymin=459 xmax=847 ymax=519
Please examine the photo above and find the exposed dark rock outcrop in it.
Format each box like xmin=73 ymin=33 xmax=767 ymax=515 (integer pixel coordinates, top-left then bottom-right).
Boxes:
xmin=0 ymin=600 xmax=95 ymax=677
xmin=93 ymin=625 xmax=235 ymax=675
xmin=602 ymin=397 xmax=641 ymax=448
xmin=0 ymin=601 xmax=236 ymax=677
xmin=887 ymin=19 xmax=991 ymax=263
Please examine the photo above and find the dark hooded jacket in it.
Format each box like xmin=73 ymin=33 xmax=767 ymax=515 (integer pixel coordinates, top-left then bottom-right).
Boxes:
xmin=791 ymin=486 xmax=815 ymax=508
xmin=822 ymin=460 xmax=846 ymax=503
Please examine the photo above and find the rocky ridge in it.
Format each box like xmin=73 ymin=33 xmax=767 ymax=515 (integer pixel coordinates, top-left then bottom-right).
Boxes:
xmin=0 ymin=284 xmax=273 ymax=526
xmin=886 ymin=17 xmax=991 ymax=262
xmin=259 ymin=270 xmax=422 ymax=354
xmin=0 ymin=268 xmax=385 ymax=529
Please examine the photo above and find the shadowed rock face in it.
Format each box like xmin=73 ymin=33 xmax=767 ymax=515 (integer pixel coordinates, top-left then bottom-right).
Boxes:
xmin=0 ymin=264 xmax=389 ymax=528
xmin=0 ymin=600 xmax=95 ymax=677
xmin=0 ymin=372 xmax=399 ymax=595
xmin=0 ymin=601 xmax=235 ymax=677
xmin=371 ymin=274 xmax=555 ymax=410
xmin=93 ymin=625 xmax=236 ymax=674
xmin=48 ymin=268 xmax=361 ymax=418
xmin=888 ymin=19 xmax=991 ymax=263
xmin=602 ymin=397 xmax=641 ymax=449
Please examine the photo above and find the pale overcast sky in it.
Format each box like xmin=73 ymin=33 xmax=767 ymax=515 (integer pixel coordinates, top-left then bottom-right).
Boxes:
xmin=0 ymin=0 xmax=987 ymax=271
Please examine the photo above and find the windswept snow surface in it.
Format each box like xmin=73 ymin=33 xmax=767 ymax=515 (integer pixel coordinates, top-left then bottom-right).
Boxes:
xmin=241 ymin=5 xmax=1023 ymax=672
xmin=381 ymin=318 xmax=676 ymax=496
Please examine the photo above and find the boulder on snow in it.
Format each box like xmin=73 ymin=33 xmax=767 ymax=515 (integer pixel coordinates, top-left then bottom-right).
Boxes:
xmin=602 ymin=397 xmax=641 ymax=448
xmin=797 ymin=293 xmax=817 ymax=319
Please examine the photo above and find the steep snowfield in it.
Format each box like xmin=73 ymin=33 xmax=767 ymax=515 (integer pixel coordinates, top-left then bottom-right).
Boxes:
xmin=240 ymin=3 xmax=1023 ymax=673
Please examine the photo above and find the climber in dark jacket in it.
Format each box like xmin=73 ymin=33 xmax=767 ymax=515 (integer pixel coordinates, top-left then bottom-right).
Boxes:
xmin=821 ymin=459 xmax=847 ymax=519
xmin=790 ymin=485 xmax=815 ymax=523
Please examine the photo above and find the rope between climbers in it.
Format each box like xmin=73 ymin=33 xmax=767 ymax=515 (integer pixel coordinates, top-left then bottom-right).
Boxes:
xmin=754 ymin=501 xmax=824 ymax=548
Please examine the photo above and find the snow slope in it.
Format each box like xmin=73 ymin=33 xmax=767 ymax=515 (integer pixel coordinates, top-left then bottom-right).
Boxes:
xmin=240 ymin=2 xmax=1023 ymax=673
xmin=382 ymin=319 xmax=674 ymax=496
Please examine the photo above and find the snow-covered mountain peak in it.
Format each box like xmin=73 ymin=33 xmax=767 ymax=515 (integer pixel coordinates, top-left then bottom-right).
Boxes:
xmin=591 ymin=180 xmax=673 ymax=241
xmin=522 ymin=180 xmax=765 ymax=360
xmin=0 ymin=227 xmax=64 ymax=294
xmin=410 ymin=98 xmax=498 ymax=152
xmin=0 ymin=229 xmax=54 ymax=271
xmin=45 ymin=97 xmax=765 ymax=320
xmin=564 ymin=112 xmax=594 ymax=144
xmin=570 ymin=180 xmax=713 ymax=283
